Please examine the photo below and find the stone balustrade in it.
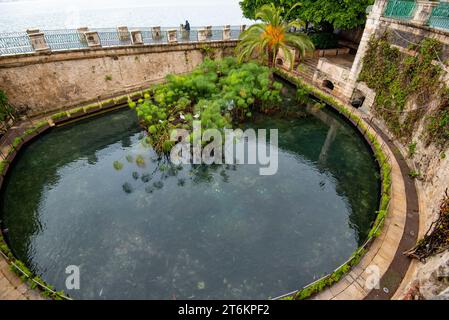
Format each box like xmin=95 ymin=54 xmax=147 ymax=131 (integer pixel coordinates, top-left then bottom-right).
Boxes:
xmin=0 ymin=25 xmax=245 ymax=56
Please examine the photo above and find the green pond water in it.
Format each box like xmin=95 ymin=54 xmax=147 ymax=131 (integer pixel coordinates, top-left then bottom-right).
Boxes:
xmin=0 ymin=96 xmax=380 ymax=300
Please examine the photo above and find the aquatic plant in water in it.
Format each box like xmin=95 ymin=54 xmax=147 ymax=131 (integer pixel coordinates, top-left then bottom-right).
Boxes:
xmin=129 ymin=57 xmax=282 ymax=154
xmin=153 ymin=181 xmax=164 ymax=189
xmin=141 ymin=174 xmax=151 ymax=183
xmin=122 ymin=183 xmax=133 ymax=194
xmin=136 ymin=155 xmax=146 ymax=167
xmin=126 ymin=155 xmax=134 ymax=163
xmin=113 ymin=161 xmax=124 ymax=171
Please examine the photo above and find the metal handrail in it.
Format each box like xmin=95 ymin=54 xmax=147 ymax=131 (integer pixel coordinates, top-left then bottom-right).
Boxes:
xmin=0 ymin=25 xmax=244 ymax=56
xmin=383 ymin=0 xmax=417 ymax=20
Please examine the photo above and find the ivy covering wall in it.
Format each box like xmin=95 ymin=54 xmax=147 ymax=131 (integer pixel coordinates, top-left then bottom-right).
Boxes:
xmin=359 ymin=34 xmax=449 ymax=149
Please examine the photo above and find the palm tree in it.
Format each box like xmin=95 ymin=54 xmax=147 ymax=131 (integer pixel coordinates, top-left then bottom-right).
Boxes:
xmin=236 ymin=4 xmax=314 ymax=69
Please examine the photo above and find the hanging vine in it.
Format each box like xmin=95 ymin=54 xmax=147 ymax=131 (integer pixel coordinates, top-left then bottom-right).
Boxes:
xmin=359 ymin=33 xmax=449 ymax=149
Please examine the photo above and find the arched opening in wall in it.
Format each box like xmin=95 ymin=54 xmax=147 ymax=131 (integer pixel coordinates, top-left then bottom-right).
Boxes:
xmin=351 ymin=89 xmax=366 ymax=109
xmin=276 ymin=58 xmax=284 ymax=66
xmin=323 ymin=80 xmax=334 ymax=91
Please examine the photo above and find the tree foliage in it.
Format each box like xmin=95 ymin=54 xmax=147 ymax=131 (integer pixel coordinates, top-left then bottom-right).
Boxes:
xmin=239 ymin=0 xmax=374 ymax=31
xmin=236 ymin=4 xmax=314 ymax=68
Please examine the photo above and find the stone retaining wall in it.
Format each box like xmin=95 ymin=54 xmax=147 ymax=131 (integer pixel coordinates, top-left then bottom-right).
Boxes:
xmin=0 ymin=40 xmax=238 ymax=116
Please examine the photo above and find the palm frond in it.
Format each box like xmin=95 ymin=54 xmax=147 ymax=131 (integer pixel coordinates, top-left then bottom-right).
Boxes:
xmin=236 ymin=3 xmax=314 ymax=68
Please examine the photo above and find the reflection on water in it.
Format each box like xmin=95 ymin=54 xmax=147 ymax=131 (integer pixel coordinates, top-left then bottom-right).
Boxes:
xmin=0 ymin=98 xmax=379 ymax=299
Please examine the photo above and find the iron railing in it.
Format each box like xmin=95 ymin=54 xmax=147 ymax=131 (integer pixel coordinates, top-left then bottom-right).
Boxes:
xmin=428 ymin=2 xmax=449 ymax=30
xmin=383 ymin=0 xmax=417 ymax=20
xmin=0 ymin=26 xmax=243 ymax=56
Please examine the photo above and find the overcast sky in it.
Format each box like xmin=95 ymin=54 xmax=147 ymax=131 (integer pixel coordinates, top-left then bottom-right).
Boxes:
xmin=0 ymin=0 xmax=240 ymax=6
xmin=0 ymin=0 xmax=250 ymax=32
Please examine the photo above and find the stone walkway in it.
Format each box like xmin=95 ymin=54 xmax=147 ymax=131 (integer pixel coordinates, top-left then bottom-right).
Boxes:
xmin=364 ymin=121 xmax=419 ymax=299
xmin=277 ymin=68 xmax=416 ymax=300
xmin=1 ymin=121 xmax=46 ymax=300
xmin=0 ymin=254 xmax=44 ymax=300
xmin=311 ymin=110 xmax=408 ymax=300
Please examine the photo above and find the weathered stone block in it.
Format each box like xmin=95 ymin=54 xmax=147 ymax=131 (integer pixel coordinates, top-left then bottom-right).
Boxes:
xmin=323 ymin=48 xmax=338 ymax=57
xmin=198 ymin=29 xmax=208 ymax=42
xmin=412 ymin=1 xmax=438 ymax=26
xmin=131 ymin=30 xmax=143 ymax=45
xmin=77 ymin=27 xmax=89 ymax=43
xmin=84 ymin=31 xmax=101 ymax=47
xmin=117 ymin=26 xmax=130 ymax=41
xmin=28 ymin=32 xmax=50 ymax=52
xmin=26 ymin=29 xmax=40 ymax=35
xmin=337 ymin=47 xmax=351 ymax=55
xmin=181 ymin=29 xmax=190 ymax=40
xmin=223 ymin=26 xmax=231 ymax=41
xmin=167 ymin=29 xmax=177 ymax=43
xmin=276 ymin=46 xmax=298 ymax=70
xmin=152 ymin=27 xmax=162 ymax=40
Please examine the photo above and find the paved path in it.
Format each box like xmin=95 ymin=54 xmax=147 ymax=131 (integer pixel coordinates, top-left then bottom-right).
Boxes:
xmin=1 ymin=121 xmax=45 ymax=300
xmin=364 ymin=121 xmax=419 ymax=300
xmin=0 ymin=254 xmax=44 ymax=300
xmin=278 ymin=68 xmax=417 ymax=300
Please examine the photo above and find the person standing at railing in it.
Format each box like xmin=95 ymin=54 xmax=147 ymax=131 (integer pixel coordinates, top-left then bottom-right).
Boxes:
xmin=181 ymin=20 xmax=191 ymax=40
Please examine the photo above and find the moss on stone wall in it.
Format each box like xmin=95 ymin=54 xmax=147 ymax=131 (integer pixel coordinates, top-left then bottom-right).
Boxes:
xmin=359 ymin=33 xmax=449 ymax=149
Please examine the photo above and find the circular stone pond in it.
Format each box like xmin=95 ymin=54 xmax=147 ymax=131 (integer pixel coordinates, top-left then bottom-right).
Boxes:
xmin=0 ymin=93 xmax=380 ymax=300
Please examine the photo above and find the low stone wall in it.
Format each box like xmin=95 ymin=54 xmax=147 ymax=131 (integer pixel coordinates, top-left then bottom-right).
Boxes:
xmin=0 ymin=40 xmax=238 ymax=116
xmin=313 ymin=58 xmax=351 ymax=100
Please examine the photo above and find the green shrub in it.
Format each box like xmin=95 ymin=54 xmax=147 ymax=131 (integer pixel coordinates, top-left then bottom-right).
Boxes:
xmin=12 ymin=137 xmax=23 ymax=149
xmin=52 ymin=112 xmax=67 ymax=120
xmin=296 ymin=85 xmax=311 ymax=104
xmin=69 ymin=107 xmax=84 ymax=114
xmin=308 ymin=32 xmax=339 ymax=49
xmin=84 ymin=103 xmax=99 ymax=111
xmin=0 ymin=89 xmax=15 ymax=123
xmin=408 ymin=142 xmax=417 ymax=158
xmin=409 ymin=170 xmax=421 ymax=179
xmin=0 ymin=160 xmax=7 ymax=174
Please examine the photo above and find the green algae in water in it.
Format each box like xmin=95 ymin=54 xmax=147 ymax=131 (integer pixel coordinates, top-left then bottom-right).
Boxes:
xmin=0 ymin=104 xmax=380 ymax=300
xmin=113 ymin=161 xmax=124 ymax=171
